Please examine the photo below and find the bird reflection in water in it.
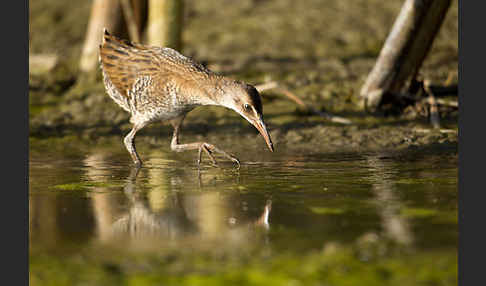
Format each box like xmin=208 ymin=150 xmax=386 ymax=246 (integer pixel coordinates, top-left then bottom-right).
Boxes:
xmin=91 ymin=164 xmax=273 ymax=250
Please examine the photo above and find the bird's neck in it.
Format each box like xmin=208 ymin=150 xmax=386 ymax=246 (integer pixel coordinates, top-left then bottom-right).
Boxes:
xmin=190 ymin=76 xmax=234 ymax=108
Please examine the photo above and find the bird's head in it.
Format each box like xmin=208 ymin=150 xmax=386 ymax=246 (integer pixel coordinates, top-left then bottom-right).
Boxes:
xmin=217 ymin=80 xmax=274 ymax=152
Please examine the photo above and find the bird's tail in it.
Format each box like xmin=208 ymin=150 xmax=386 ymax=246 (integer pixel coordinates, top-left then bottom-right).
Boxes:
xmin=98 ymin=28 xmax=150 ymax=66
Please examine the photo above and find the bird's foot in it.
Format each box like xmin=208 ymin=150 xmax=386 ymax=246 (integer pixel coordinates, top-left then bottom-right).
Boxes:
xmin=198 ymin=143 xmax=240 ymax=170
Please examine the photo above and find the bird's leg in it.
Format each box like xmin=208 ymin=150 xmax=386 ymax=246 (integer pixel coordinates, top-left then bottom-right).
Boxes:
xmin=124 ymin=122 xmax=146 ymax=167
xmin=169 ymin=116 xmax=240 ymax=169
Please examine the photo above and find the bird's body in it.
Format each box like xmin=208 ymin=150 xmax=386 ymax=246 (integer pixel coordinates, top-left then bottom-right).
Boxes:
xmin=99 ymin=29 xmax=273 ymax=167
xmin=100 ymin=32 xmax=216 ymax=124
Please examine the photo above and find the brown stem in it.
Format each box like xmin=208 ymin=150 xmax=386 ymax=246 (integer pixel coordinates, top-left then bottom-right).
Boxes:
xmin=255 ymin=81 xmax=352 ymax=124
xmin=120 ymin=0 xmax=140 ymax=43
xmin=424 ymin=80 xmax=440 ymax=129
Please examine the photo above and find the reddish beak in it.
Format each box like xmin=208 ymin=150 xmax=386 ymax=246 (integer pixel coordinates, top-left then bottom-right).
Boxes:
xmin=252 ymin=118 xmax=274 ymax=152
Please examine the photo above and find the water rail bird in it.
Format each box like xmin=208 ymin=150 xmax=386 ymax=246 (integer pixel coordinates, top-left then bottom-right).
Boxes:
xmin=99 ymin=29 xmax=273 ymax=168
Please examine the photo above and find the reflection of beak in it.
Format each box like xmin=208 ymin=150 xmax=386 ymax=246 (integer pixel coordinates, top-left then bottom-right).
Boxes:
xmin=251 ymin=116 xmax=274 ymax=152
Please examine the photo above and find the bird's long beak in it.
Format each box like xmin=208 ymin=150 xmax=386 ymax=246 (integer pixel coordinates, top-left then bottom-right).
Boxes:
xmin=251 ymin=116 xmax=274 ymax=152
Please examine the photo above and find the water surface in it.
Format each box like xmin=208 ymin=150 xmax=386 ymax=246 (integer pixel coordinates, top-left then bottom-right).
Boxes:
xmin=29 ymin=137 xmax=457 ymax=284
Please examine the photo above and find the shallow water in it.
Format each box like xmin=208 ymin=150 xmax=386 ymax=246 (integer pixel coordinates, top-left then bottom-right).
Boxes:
xmin=29 ymin=136 xmax=457 ymax=283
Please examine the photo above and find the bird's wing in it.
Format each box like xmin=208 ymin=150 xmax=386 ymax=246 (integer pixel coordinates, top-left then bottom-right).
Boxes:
xmin=99 ymin=30 xmax=212 ymax=99
xmin=99 ymin=30 xmax=163 ymax=98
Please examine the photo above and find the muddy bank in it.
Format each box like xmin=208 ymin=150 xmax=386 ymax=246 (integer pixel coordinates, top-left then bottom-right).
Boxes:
xmin=29 ymin=114 xmax=457 ymax=161
xmin=29 ymin=77 xmax=458 ymax=156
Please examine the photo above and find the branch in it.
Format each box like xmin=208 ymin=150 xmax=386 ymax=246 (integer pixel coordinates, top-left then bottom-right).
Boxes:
xmin=435 ymin=98 xmax=458 ymax=108
xmin=255 ymin=81 xmax=352 ymax=125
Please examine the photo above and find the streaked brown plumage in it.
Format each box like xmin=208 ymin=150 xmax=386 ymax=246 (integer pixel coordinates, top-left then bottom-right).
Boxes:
xmin=99 ymin=29 xmax=273 ymax=167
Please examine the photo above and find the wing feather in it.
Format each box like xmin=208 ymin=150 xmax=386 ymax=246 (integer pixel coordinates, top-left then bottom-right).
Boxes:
xmin=99 ymin=30 xmax=213 ymax=100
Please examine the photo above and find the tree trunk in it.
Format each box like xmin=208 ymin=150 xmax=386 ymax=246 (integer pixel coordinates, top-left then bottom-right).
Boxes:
xmin=120 ymin=0 xmax=141 ymax=43
xmin=146 ymin=0 xmax=184 ymax=50
xmin=131 ymin=0 xmax=148 ymax=40
xmin=359 ymin=0 xmax=452 ymax=112
xmin=79 ymin=0 xmax=126 ymax=73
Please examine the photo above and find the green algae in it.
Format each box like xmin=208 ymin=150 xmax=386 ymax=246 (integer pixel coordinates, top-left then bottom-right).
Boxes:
xmin=53 ymin=182 xmax=122 ymax=192
xmin=399 ymin=208 xmax=458 ymax=224
xmin=309 ymin=206 xmax=346 ymax=215
xmin=400 ymin=208 xmax=440 ymax=218
xmin=30 ymin=246 xmax=457 ymax=286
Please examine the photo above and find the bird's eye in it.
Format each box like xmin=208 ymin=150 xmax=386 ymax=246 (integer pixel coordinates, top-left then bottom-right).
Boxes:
xmin=243 ymin=103 xmax=251 ymax=111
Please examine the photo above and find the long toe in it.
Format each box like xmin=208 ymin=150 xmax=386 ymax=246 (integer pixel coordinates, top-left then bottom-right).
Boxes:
xmin=198 ymin=144 xmax=218 ymax=167
xmin=214 ymin=149 xmax=240 ymax=169
xmin=197 ymin=143 xmax=240 ymax=169
xmin=230 ymin=156 xmax=241 ymax=170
